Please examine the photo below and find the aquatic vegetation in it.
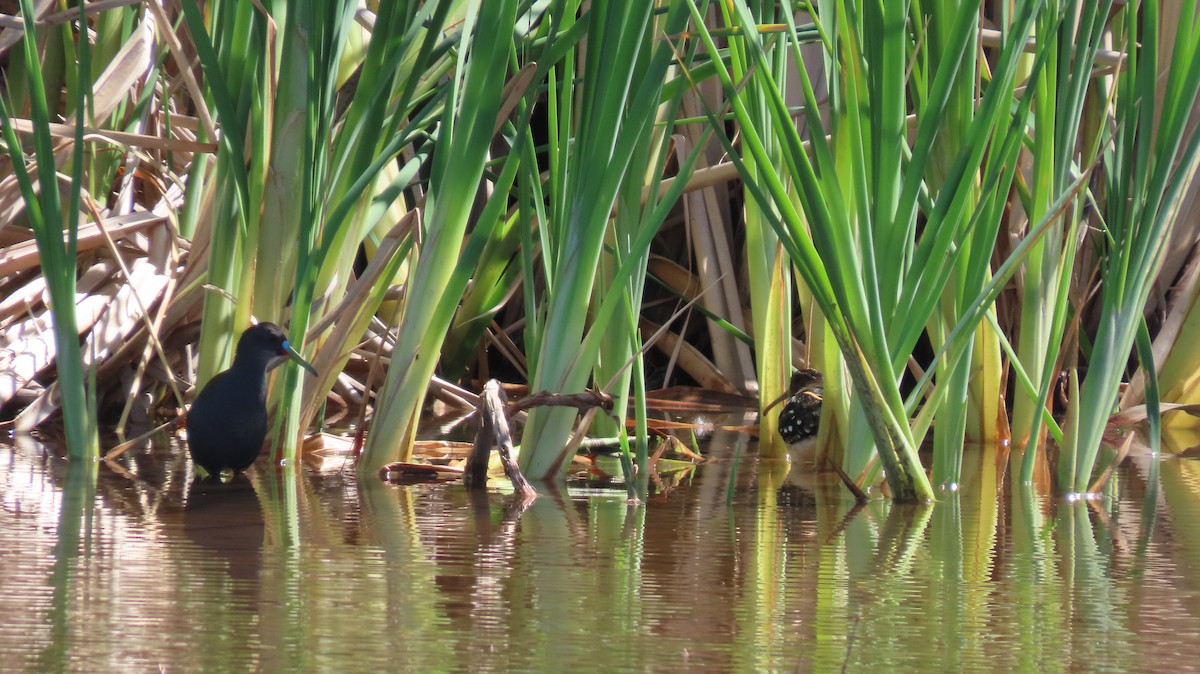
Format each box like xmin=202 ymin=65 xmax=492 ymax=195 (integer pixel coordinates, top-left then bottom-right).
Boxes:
xmin=2 ymin=1 xmax=1199 ymax=501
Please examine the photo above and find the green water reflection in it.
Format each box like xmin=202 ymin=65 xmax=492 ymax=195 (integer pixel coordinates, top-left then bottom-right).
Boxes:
xmin=2 ymin=436 xmax=1200 ymax=672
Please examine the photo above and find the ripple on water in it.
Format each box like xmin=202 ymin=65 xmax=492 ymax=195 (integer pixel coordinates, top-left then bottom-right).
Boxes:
xmin=2 ymin=436 xmax=1200 ymax=672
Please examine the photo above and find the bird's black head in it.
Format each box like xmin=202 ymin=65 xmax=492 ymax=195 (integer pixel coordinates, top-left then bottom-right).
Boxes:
xmin=789 ymin=368 xmax=823 ymax=391
xmin=235 ymin=322 xmax=318 ymax=376
xmin=236 ymin=322 xmax=289 ymax=361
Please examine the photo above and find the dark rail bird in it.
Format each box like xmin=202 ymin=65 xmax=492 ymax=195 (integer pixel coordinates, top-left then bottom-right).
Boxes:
xmin=186 ymin=322 xmax=318 ymax=476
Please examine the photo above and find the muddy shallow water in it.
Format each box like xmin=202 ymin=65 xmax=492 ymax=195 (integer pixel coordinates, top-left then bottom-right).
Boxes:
xmin=2 ymin=431 xmax=1200 ymax=673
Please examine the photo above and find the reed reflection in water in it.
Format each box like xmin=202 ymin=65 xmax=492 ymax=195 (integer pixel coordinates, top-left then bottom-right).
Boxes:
xmin=1 ymin=434 xmax=1200 ymax=672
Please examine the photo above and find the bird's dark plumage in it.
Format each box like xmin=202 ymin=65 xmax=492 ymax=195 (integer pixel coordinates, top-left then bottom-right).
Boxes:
xmin=186 ymin=322 xmax=317 ymax=476
xmin=778 ymin=368 xmax=824 ymax=444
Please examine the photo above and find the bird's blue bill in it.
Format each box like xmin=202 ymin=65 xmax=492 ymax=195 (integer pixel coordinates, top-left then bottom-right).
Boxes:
xmin=283 ymin=340 xmax=318 ymax=377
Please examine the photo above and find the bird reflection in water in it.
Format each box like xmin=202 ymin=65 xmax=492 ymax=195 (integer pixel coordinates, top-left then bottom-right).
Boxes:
xmin=182 ymin=473 xmax=265 ymax=582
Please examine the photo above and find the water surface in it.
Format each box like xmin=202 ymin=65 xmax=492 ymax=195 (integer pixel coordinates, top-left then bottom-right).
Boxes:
xmin=2 ymin=432 xmax=1200 ymax=672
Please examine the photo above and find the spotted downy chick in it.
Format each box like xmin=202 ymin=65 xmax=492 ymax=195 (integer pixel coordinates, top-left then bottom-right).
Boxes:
xmin=778 ymin=368 xmax=824 ymax=444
